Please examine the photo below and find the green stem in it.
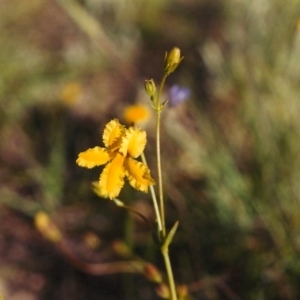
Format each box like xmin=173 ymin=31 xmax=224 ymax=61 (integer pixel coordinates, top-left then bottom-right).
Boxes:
xmin=155 ymin=74 xmax=167 ymax=109
xmin=155 ymin=74 xmax=178 ymax=300
xmin=156 ymin=111 xmax=166 ymax=237
xmin=155 ymin=74 xmax=168 ymax=237
xmin=162 ymin=247 xmax=177 ymax=300
xmin=141 ymin=152 xmax=163 ymax=233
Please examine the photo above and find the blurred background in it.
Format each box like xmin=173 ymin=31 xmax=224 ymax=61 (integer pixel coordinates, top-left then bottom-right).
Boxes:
xmin=1 ymin=0 xmax=300 ymax=299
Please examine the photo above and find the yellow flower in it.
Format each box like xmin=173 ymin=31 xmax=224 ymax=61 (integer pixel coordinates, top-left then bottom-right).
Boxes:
xmin=76 ymin=119 xmax=155 ymax=199
xmin=123 ymin=104 xmax=150 ymax=125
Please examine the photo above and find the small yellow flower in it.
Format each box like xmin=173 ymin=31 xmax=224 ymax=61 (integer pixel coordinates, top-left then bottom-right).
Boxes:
xmin=76 ymin=119 xmax=155 ymax=199
xmin=123 ymin=104 xmax=150 ymax=125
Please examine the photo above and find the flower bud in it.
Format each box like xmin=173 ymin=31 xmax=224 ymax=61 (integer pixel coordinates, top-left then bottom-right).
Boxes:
xmin=144 ymin=79 xmax=156 ymax=97
xmin=177 ymin=284 xmax=188 ymax=300
xmin=144 ymin=263 xmax=163 ymax=283
xmin=164 ymin=47 xmax=183 ymax=75
xmin=156 ymin=283 xmax=170 ymax=299
xmin=34 ymin=211 xmax=62 ymax=243
xmin=112 ymin=240 xmax=132 ymax=258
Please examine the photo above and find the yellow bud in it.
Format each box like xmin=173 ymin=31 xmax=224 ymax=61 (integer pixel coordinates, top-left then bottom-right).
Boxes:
xmin=34 ymin=211 xmax=62 ymax=243
xmin=177 ymin=284 xmax=188 ymax=300
xmin=83 ymin=232 xmax=101 ymax=249
xmin=112 ymin=240 xmax=132 ymax=258
xmin=144 ymin=79 xmax=156 ymax=97
xmin=144 ymin=263 xmax=163 ymax=283
xmin=156 ymin=283 xmax=170 ymax=299
xmin=164 ymin=47 xmax=183 ymax=75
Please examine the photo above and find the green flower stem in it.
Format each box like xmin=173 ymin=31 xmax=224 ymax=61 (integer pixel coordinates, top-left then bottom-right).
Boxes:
xmin=155 ymin=111 xmax=166 ymax=237
xmin=161 ymin=221 xmax=179 ymax=300
xmin=155 ymin=74 xmax=178 ymax=300
xmin=155 ymin=74 xmax=167 ymax=109
xmin=155 ymin=74 xmax=168 ymax=237
xmin=162 ymin=247 xmax=177 ymax=300
xmin=141 ymin=152 xmax=163 ymax=233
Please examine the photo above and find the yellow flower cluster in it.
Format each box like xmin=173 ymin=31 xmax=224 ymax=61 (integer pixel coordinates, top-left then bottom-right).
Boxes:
xmin=76 ymin=119 xmax=155 ymax=199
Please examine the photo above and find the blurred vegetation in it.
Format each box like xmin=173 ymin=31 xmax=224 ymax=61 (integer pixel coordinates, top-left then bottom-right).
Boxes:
xmin=1 ymin=0 xmax=300 ymax=299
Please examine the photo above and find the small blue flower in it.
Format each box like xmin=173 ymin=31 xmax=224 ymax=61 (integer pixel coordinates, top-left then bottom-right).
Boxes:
xmin=168 ymin=85 xmax=191 ymax=107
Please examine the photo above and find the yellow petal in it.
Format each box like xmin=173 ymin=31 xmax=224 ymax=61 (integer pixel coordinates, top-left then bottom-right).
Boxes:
xmin=76 ymin=147 xmax=110 ymax=168
xmin=119 ymin=127 xmax=146 ymax=158
xmin=103 ymin=119 xmax=125 ymax=150
xmin=99 ymin=153 xmax=125 ymax=199
xmin=124 ymin=157 xmax=155 ymax=193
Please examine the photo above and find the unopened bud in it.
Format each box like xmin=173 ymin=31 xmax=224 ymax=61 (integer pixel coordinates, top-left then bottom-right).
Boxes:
xmin=34 ymin=211 xmax=62 ymax=243
xmin=112 ymin=240 xmax=132 ymax=258
xmin=83 ymin=231 xmax=101 ymax=249
xmin=164 ymin=47 xmax=183 ymax=75
xmin=144 ymin=263 xmax=163 ymax=283
xmin=156 ymin=283 xmax=170 ymax=299
xmin=177 ymin=284 xmax=188 ymax=300
xmin=144 ymin=79 xmax=156 ymax=97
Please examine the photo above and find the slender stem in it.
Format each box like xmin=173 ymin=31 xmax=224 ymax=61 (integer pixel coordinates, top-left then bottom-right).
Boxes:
xmin=154 ymin=73 xmax=178 ymax=299
xmin=156 ymin=111 xmax=165 ymax=236
xmin=155 ymin=74 xmax=168 ymax=237
xmin=141 ymin=152 xmax=163 ymax=233
xmin=155 ymin=74 xmax=167 ymax=108
xmin=162 ymin=248 xmax=177 ymax=300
